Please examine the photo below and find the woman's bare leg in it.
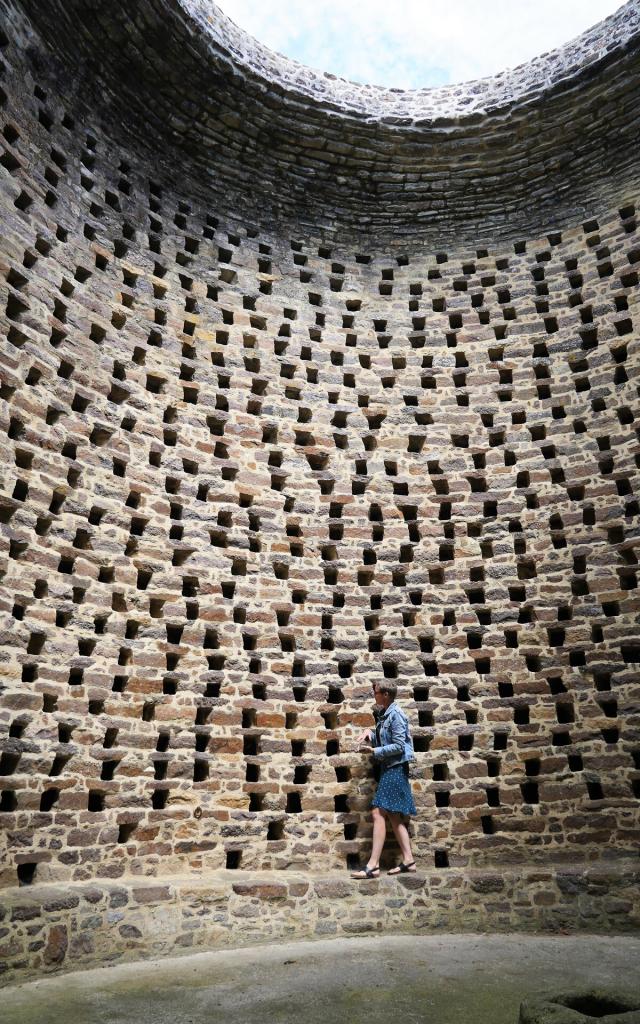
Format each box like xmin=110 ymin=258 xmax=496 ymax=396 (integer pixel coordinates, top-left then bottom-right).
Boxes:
xmin=367 ymin=807 xmax=387 ymax=868
xmin=388 ymin=813 xmax=414 ymax=866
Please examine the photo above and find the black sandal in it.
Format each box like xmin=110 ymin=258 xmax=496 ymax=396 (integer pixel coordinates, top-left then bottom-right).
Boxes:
xmin=351 ymin=864 xmax=380 ymax=879
xmin=387 ymin=861 xmax=416 ymax=875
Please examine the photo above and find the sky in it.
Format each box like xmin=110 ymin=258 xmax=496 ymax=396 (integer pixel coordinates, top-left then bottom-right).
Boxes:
xmin=215 ymin=0 xmax=625 ymax=88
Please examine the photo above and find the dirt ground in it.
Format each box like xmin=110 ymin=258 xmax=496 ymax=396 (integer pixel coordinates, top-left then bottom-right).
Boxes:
xmin=3 ymin=933 xmax=640 ymax=1024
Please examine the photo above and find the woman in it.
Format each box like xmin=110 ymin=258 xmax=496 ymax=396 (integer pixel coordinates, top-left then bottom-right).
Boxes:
xmin=351 ymin=681 xmax=417 ymax=879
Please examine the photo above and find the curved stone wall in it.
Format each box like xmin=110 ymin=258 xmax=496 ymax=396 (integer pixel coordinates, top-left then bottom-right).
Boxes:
xmin=0 ymin=0 xmax=639 ymax=978
xmin=6 ymin=0 xmax=640 ymax=250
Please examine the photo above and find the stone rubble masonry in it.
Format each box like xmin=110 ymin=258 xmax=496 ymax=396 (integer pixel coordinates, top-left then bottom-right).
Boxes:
xmin=5 ymin=0 xmax=640 ymax=252
xmin=1 ymin=863 xmax=639 ymax=985
xmin=0 ymin=0 xmax=639 ymax=985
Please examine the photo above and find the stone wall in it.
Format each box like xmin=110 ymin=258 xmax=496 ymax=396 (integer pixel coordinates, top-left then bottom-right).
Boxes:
xmin=0 ymin=0 xmax=639 ymax=983
xmin=2 ymin=863 xmax=639 ymax=984
xmin=5 ymin=0 xmax=640 ymax=250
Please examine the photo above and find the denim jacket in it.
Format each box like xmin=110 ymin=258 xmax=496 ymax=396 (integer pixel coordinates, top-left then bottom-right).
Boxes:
xmin=371 ymin=702 xmax=414 ymax=767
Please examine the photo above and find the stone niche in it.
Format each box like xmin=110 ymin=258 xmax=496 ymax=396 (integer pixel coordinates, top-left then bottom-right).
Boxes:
xmin=0 ymin=0 xmax=639 ymax=982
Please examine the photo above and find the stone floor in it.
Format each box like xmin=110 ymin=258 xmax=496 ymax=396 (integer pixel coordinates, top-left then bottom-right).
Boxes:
xmin=3 ymin=934 xmax=640 ymax=1024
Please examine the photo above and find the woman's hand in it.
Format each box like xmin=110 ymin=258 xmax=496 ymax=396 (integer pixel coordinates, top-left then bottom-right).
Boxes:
xmin=356 ymin=729 xmax=372 ymax=745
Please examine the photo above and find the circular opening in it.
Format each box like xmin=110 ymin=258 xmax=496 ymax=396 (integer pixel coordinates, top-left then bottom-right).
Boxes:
xmin=216 ymin=0 xmax=625 ymax=87
xmin=560 ymin=995 xmax=636 ymax=1017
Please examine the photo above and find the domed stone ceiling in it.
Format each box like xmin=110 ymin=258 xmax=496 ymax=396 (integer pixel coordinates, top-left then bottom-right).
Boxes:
xmin=7 ymin=0 xmax=640 ymax=249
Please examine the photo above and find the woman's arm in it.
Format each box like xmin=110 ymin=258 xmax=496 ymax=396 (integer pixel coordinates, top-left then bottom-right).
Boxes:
xmin=372 ymin=710 xmax=405 ymax=762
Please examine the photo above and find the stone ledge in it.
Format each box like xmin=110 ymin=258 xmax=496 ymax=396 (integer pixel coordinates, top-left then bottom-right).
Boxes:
xmin=185 ymin=0 xmax=640 ymax=119
xmin=1 ymin=862 xmax=638 ymax=987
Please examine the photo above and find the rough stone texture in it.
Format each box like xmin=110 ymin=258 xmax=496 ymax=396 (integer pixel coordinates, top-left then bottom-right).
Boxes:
xmin=0 ymin=864 xmax=639 ymax=984
xmin=2 ymin=1 xmax=640 ymax=250
xmin=42 ymin=923 xmax=67 ymax=965
xmin=0 ymin=0 xmax=639 ymax=985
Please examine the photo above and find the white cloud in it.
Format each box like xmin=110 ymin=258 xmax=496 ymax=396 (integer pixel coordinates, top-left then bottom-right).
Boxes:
xmin=215 ymin=0 xmax=625 ymax=87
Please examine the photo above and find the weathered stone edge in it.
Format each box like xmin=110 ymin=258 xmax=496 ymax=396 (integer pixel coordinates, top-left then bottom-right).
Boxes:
xmin=1 ymin=862 xmax=638 ymax=987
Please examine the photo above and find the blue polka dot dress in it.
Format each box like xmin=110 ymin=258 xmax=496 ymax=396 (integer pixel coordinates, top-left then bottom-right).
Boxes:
xmin=372 ymin=762 xmax=417 ymax=816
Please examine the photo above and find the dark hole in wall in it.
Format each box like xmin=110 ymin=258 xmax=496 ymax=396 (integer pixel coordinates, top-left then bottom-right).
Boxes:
xmin=118 ymin=822 xmax=137 ymax=843
xmin=521 ymin=782 xmax=539 ymax=804
xmin=267 ymin=819 xmax=284 ymax=841
xmin=17 ymin=862 xmax=37 ymax=885
xmin=486 ymin=786 xmax=500 ymax=807
xmin=622 ymin=644 xmax=640 ymax=663
xmin=152 ymin=788 xmax=169 ymax=809
xmin=286 ymin=792 xmax=302 ymax=813
xmin=226 ymin=850 xmax=242 ymax=869
xmin=1 ymin=790 xmax=17 ymax=812
xmin=0 ymin=751 xmax=20 ymax=775
xmin=88 ymin=790 xmax=105 ymax=812
xmin=587 ymin=780 xmax=604 ymax=800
